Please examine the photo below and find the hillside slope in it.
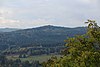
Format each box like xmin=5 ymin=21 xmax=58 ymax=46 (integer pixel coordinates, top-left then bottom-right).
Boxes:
xmin=0 ymin=25 xmax=87 ymax=50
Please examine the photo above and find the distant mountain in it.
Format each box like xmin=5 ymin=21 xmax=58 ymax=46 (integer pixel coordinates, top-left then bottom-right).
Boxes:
xmin=0 ymin=28 xmax=20 ymax=32
xmin=0 ymin=25 xmax=87 ymax=50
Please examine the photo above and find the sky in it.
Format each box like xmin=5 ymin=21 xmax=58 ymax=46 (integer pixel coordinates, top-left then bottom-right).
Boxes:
xmin=0 ymin=0 xmax=100 ymax=28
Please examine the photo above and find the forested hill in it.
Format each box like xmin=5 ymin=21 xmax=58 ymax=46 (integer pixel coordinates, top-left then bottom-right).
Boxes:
xmin=0 ymin=25 xmax=87 ymax=50
xmin=0 ymin=28 xmax=19 ymax=32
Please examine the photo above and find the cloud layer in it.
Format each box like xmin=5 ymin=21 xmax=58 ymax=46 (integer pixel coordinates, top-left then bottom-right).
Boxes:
xmin=0 ymin=0 xmax=100 ymax=28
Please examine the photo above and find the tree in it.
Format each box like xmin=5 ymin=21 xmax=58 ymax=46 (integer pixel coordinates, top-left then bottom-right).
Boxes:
xmin=43 ymin=20 xmax=100 ymax=67
xmin=19 ymin=54 xmax=23 ymax=58
xmin=23 ymin=54 xmax=27 ymax=58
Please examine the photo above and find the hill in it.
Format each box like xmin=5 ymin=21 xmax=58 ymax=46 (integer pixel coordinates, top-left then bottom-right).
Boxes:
xmin=0 ymin=28 xmax=19 ymax=32
xmin=0 ymin=25 xmax=87 ymax=50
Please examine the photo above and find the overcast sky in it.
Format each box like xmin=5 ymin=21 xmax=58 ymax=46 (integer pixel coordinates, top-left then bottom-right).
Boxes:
xmin=0 ymin=0 xmax=100 ymax=28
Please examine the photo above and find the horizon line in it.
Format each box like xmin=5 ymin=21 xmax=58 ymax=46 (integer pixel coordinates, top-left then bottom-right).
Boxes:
xmin=0 ymin=25 xmax=87 ymax=29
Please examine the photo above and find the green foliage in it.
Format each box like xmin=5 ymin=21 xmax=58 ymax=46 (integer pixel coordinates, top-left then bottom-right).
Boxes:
xmin=43 ymin=20 xmax=100 ymax=67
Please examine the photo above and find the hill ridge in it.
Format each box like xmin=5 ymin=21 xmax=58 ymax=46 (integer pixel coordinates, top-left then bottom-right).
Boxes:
xmin=0 ymin=25 xmax=87 ymax=50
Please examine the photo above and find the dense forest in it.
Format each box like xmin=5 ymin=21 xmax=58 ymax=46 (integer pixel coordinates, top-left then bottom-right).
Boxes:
xmin=0 ymin=25 xmax=86 ymax=57
xmin=0 ymin=20 xmax=99 ymax=67
xmin=0 ymin=25 xmax=86 ymax=50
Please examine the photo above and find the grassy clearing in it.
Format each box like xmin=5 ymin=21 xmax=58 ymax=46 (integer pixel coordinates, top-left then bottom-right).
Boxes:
xmin=7 ymin=54 xmax=62 ymax=63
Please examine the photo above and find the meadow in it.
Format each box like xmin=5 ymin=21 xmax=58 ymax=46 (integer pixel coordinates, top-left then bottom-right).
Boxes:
xmin=7 ymin=54 xmax=62 ymax=63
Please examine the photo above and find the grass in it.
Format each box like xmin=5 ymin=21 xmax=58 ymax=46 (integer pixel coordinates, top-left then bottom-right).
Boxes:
xmin=6 ymin=54 xmax=62 ymax=63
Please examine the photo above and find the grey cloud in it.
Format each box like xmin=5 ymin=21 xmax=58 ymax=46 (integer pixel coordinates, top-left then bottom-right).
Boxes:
xmin=0 ymin=0 xmax=100 ymax=28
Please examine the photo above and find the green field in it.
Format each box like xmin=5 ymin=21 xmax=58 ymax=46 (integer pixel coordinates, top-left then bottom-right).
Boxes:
xmin=7 ymin=54 xmax=62 ymax=63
